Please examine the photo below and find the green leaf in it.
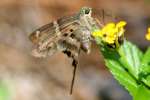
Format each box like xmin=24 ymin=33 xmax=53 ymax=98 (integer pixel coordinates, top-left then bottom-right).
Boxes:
xmin=118 ymin=40 xmax=143 ymax=79
xmin=99 ymin=40 xmax=150 ymax=99
xmin=139 ymin=47 xmax=150 ymax=87
xmin=105 ymin=58 xmax=138 ymax=97
xmin=100 ymin=43 xmax=138 ymax=97
xmin=0 ymin=81 xmax=10 ymax=100
xmin=134 ymin=85 xmax=150 ymax=100
xmin=142 ymin=47 xmax=150 ymax=64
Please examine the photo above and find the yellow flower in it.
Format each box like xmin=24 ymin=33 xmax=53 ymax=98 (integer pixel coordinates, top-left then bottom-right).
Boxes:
xmin=116 ymin=21 xmax=127 ymax=36
xmin=116 ymin=21 xmax=127 ymax=28
xmin=92 ymin=21 xmax=127 ymax=44
xmin=92 ymin=29 xmax=103 ymax=37
xmin=104 ymin=36 xmax=116 ymax=44
xmin=145 ymin=27 xmax=150 ymax=41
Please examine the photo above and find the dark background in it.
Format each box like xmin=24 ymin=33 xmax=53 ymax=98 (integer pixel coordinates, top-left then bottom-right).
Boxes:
xmin=0 ymin=0 xmax=150 ymax=100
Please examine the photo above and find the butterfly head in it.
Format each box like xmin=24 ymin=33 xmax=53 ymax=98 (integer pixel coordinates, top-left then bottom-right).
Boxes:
xmin=79 ymin=7 xmax=92 ymax=16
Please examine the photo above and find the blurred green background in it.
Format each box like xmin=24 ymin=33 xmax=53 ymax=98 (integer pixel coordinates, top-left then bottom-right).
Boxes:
xmin=0 ymin=0 xmax=150 ymax=100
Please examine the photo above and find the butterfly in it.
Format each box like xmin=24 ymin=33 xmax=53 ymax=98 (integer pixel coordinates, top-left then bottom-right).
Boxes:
xmin=29 ymin=7 xmax=118 ymax=94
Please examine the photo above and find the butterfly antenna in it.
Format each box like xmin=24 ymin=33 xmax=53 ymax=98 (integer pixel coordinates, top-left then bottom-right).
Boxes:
xmin=102 ymin=9 xmax=105 ymax=24
xmin=70 ymin=59 xmax=78 ymax=94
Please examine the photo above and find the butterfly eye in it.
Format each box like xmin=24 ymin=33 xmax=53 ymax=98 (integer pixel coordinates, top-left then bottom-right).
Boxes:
xmin=85 ymin=9 xmax=90 ymax=14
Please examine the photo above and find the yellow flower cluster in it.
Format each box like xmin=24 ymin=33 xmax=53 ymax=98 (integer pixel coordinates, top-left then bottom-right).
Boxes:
xmin=92 ymin=21 xmax=127 ymax=44
xmin=145 ymin=27 xmax=150 ymax=41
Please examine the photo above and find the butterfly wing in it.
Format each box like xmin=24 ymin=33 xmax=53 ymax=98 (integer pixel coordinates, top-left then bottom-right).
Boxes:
xmin=29 ymin=13 xmax=81 ymax=57
xmin=92 ymin=8 xmax=119 ymax=25
xmin=29 ymin=21 xmax=60 ymax=57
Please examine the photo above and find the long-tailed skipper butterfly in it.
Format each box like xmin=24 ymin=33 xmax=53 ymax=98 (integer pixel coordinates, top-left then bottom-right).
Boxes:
xmin=29 ymin=7 xmax=118 ymax=94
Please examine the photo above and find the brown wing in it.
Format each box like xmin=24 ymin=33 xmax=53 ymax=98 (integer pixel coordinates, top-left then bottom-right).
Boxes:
xmin=29 ymin=14 xmax=81 ymax=57
xmin=92 ymin=8 xmax=119 ymax=24
xmin=29 ymin=13 xmax=79 ymax=45
xmin=29 ymin=22 xmax=55 ymax=45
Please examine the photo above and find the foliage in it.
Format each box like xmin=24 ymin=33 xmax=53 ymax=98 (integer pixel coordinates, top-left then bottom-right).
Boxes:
xmin=98 ymin=40 xmax=150 ymax=100
xmin=0 ymin=81 xmax=10 ymax=100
